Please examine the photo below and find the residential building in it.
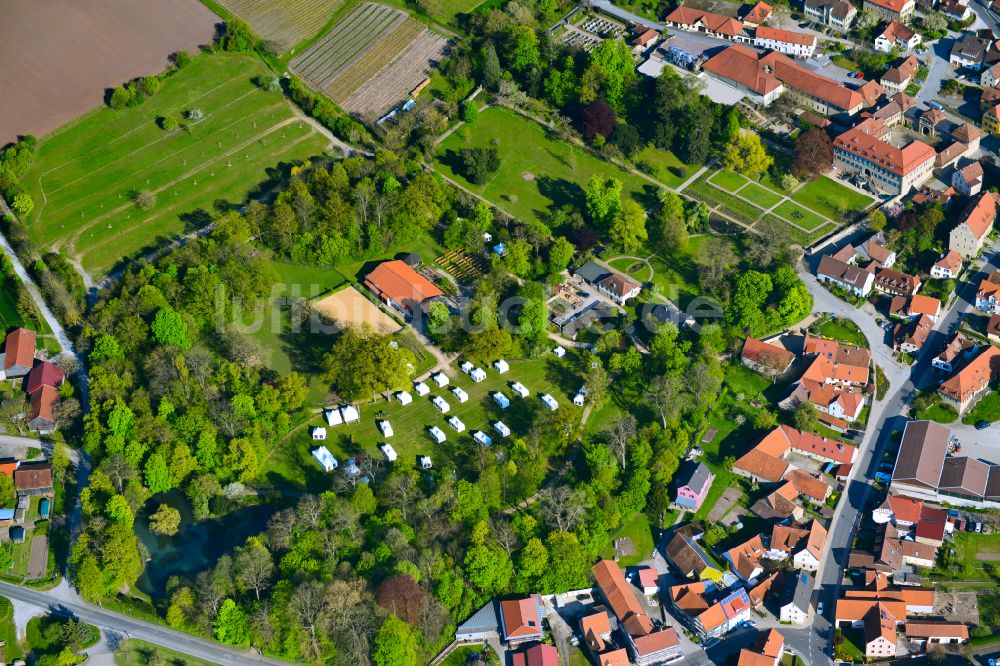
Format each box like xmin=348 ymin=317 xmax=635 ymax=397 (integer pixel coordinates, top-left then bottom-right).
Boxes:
xmin=803 ymin=336 xmax=872 ymax=370
xmin=930 ymin=250 xmax=962 ymax=279
xmin=499 ymin=596 xmax=545 ymax=645
xmin=793 ymin=520 xmax=829 ymax=571
xmin=665 ymin=530 xmax=724 ymax=582
xmin=932 ymin=332 xmax=977 ymax=373
xmin=573 ymin=261 xmax=642 ymax=305
xmin=725 ymin=535 xmax=766 ymax=583
xmin=735 ymin=424 xmax=858 ymax=481
xmin=988 ymin=314 xmax=1000 ymax=342
xmin=890 ymin=421 xmax=950 ymax=497
xmin=863 ymin=0 xmax=915 ymax=20
xmin=892 ymin=294 xmax=941 ymax=321
xmin=25 ymin=360 xmax=64 ymax=434
xmin=950 ymin=192 xmax=997 ymax=259
xmin=880 ymin=55 xmax=919 ymax=94
xmin=937 ymin=345 xmax=1000 ymax=414
xmin=663 ymin=7 xmax=747 ymax=40
xmin=874 ymin=21 xmax=921 ymax=51
xmin=741 ymin=337 xmax=795 ymax=377
xmin=804 ymin=0 xmax=857 ymax=29
xmin=985 ymin=103 xmax=1000 ymax=136
xmin=779 ymin=572 xmax=814 ymax=623
xmin=854 ymin=236 xmax=897 ymax=267
xmin=950 ymin=33 xmax=992 ymax=70
xmin=753 ymin=26 xmax=817 ymax=57
xmin=740 ymin=1 xmax=773 ymax=26
xmin=904 ymin=621 xmax=969 ymax=646
xmin=836 ymin=597 xmax=906 ymax=627
xmin=512 ymin=644 xmax=558 ymax=666
xmin=894 ymin=313 xmax=933 ymax=354
xmin=636 ymin=568 xmax=659 ymax=597
xmin=737 ymin=629 xmax=785 ymax=666
xmin=940 ymin=0 xmax=973 ymax=19
xmin=816 ymin=255 xmax=875 ymax=297
xmin=792 ymin=379 xmax=866 ymax=421
xmin=953 ymin=160 xmax=984 ymax=196
xmin=692 ymin=589 xmax=753 ymax=639
xmin=765 ymin=524 xmax=810 ymax=561
xmin=977 ymin=270 xmax=1000 ymax=314
xmin=364 ymin=260 xmax=443 ymax=318
xmin=701 ymin=45 xmax=865 ymax=114
xmin=833 ymin=118 xmax=935 ymax=196
xmin=674 ymin=462 xmax=715 ymax=511
xmin=580 ymin=608 xmax=630 ymax=666
xmin=983 ymin=60 xmax=1000 ymax=86
xmin=0 ymin=328 xmax=36 ymax=380
xmin=874 ymin=267 xmax=921 ymax=297
xmin=863 ymin=604 xmax=898 ymax=658
xmin=13 ymin=462 xmax=53 ymax=496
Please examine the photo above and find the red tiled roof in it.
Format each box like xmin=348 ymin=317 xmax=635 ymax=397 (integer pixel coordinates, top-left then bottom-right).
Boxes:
xmin=3 ymin=328 xmax=35 ymax=372
xmin=665 ymin=6 xmax=746 ymax=35
xmin=742 ymin=0 xmax=773 ymax=22
xmin=934 ymin=250 xmax=962 ymax=273
xmin=742 ymin=337 xmax=795 ymax=371
xmin=909 ymin=294 xmax=940 ymax=317
xmin=365 ymin=260 xmax=442 ymax=309
xmin=939 ymin=346 xmax=1000 ymax=403
xmin=735 ymin=448 xmax=790 ymax=482
xmin=879 ymin=20 xmax=916 ymax=43
xmin=512 ymin=644 xmax=558 ymax=666
xmin=834 ymin=118 xmax=935 ymax=177
xmin=25 ymin=361 xmax=63 ymax=395
xmin=593 ymin=560 xmax=653 ymax=636
xmin=755 ymin=25 xmax=816 ymax=46
xmin=957 ymin=192 xmax=998 ymax=240
xmin=904 ymin=621 xmax=969 ymax=640
xmin=888 ymin=493 xmax=923 ymax=523
xmin=501 ymin=597 xmax=542 ymax=638
xmin=28 ymin=385 xmax=58 ymax=427
xmin=867 ymin=0 xmax=913 ymax=13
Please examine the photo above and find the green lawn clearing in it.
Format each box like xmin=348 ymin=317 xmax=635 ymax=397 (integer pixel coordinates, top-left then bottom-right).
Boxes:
xmin=600 ymin=512 xmax=654 ymax=567
xmin=0 ymin=596 xmax=23 ymax=661
xmin=0 ymin=276 xmax=26 ymax=331
xmin=914 ymin=402 xmax=958 ymax=424
xmin=648 ymin=252 xmax=701 ymax=308
xmin=762 ymin=213 xmax=831 ymax=246
xmin=440 ymin=644 xmax=488 ymax=666
xmin=633 ymin=144 xmax=691 ymax=188
xmin=963 ymin=391 xmax=1000 ymax=425
xmin=435 ymin=106 xmax=653 ymax=226
xmin=708 ymin=169 xmax=748 ymax=191
xmin=938 ymin=532 xmax=1000 ymax=580
xmin=264 ymin=356 xmax=581 ymax=492
xmin=608 ymin=257 xmax=652 ymax=283
xmin=739 ymin=183 xmax=783 ymax=209
xmin=817 ymin=318 xmax=866 ymax=347
xmin=19 ymin=53 xmax=331 ymax=279
xmin=792 ymin=176 xmax=874 ymax=221
xmin=773 ymin=201 xmax=829 ymax=231
xmin=116 ymin=639 xmax=219 ymax=665
xmin=687 ymin=175 xmax=764 ymax=223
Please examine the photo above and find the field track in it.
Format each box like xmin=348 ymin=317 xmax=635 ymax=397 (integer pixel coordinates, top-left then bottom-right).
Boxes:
xmin=0 ymin=0 xmax=216 ymax=145
xmin=215 ymin=0 xmax=345 ymax=51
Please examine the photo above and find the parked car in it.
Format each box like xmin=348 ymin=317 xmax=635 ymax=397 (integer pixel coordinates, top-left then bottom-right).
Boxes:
xmin=928 ymin=101 xmax=944 ymax=110
xmin=817 ymin=602 xmax=825 ymax=614
xmin=976 ymin=522 xmax=983 ymax=533
xmin=847 ymin=72 xmax=856 ymax=78
xmin=976 ymin=420 xmax=992 ymax=430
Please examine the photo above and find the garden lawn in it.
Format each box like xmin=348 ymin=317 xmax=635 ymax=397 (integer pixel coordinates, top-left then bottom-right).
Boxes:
xmin=963 ymin=391 xmax=1000 ymax=425
xmin=19 ymin=53 xmax=330 ymax=278
xmin=264 ymin=356 xmax=581 ymax=492
xmin=0 ymin=277 xmax=25 ymax=331
xmin=946 ymin=532 xmax=1000 ymax=580
xmin=773 ymin=201 xmax=829 ymax=231
xmin=762 ymin=213 xmax=830 ymax=246
xmin=608 ymin=257 xmax=652 ymax=283
xmin=687 ymin=175 xmax=764 ymax=222
xmin=600 ymin=512 xmax=654 ymax=567
xmin=441 ymin=645 xmax=487 ymax=666
xmin=633 ymin=145 xmax=691 ymax=188
xmin=739 ymin=183 xmax=783 ymax=209
xmin=817 ymin=318 xmax=866 ymax=346
xmin=648 ymin=253 xmax=700 ymax=308
xmin=914 ymin=402 xmax=958 ymax=424
xmin=792 ymin=176 xmax=874 ymax=220
xmin=435 ymin=106 xmax=653 ymax=225
xmin=116 ymin=639 xmax=218 ymax=665
xmin=708 ymin=169 xmax=747 ymax=191
xmin=0 ymin=597 xmax=23 ymax=661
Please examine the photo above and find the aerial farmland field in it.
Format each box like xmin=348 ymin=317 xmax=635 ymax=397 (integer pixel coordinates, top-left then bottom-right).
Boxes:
xmin=214 ymin=0 xmax=346 ymax=52
xmin=290 ymin=2 xmax=448 ymax=117
xmin=18 ymin=54 xmax=331 ymax=280
xmin=0 ymin=0 xmax=217 ymax=146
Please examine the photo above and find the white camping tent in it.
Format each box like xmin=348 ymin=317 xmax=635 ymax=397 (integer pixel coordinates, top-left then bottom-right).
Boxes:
xmin=311 ymin=426 xmax=327 ymax=440
xmin=470 ymin=367 xmax=487 ymax=382
xmin=378 ymin=420 xmax=394 ymax=437
xmin=324 ymin=409 xmax=343 ymax=427
xmin=340 ymin=405 xmax=360 ymax=423
xmin=540 ymin=394 xmax=559 ymax=411
xmin=452 ymin=387 xmax=469 ymax=403
xmin=380 ymin=443 xmax=398 ymax=462
xmin=312 ymin=446 xmax=338 ymax=472
xmin=432 ymin=372 xmax=450 ymax=387
xmin=511 ymin=382 xmax=530 ymax=398
xmin=414 ymin=381 xmax=430 ymax=396
xmin=494 ymin=392 xmax=510 ymax=409
xmin=461 ymin=361 xmax=474 ymax=374
xmin=419 ymin=456 xmax=433 ymax=469
xmin=553 ymin=346 xmax=566 ymax=357
xmin=396 ymin=391 xmax=413 ymax=405
xmin=448 ymin=416 xmax=466 ymax=432
xmin=494 ymin=421 xmax=511 ymax=437
xmin=428 ymin=426 xmax=446 ymax=443
xmin=473 ymin=431 xmax=493 ymax=447
xmin=494 ymin=359 xmax=509 ymax=374
xmin=431 ymin=396 xmax=450 ymax=413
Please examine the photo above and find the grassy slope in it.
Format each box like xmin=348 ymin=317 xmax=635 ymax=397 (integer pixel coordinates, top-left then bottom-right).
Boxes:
xmin=19 ymin=53 xmax=330 ymax=277
xmin=116 ymin=639 xmax=221 ymax=665
xmin=434 ymin=106 xmax=655 ymax=225
xmin=0 ymin=596 xmax=24 ymax=661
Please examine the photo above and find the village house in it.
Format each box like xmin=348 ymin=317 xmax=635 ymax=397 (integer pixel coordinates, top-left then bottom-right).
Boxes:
xmin=735 ymin=424 xmax=858 ymax=483
xmin=740 ymin=0 xmax=773 ymax=25
xmin=932 ymin=332 xmax=977 ymax=373
xmin=894 ymin=313 xmax=933 ymax=354
xmin=665 ymin=528 xmax=724 ymax=582
xmin=499 ymin=596 xmax=545 ymax=645
xmin=950 ymin=192 xmax=997 ymax=259
xmin=663 ymin=7 xmax=747 ymax=40
xmin=874 ymin=266 xmax=921 ymax=297
xmin=779 ymin=572 xmax=814 ymax=623
xmin=579 ymin=608 xmax=630 ymax=666
xmin=573 ymin=261 xmax=642 ymax=305
xmin=930 ymin=250 xmax=962 ymax=279
xmin=0 ymin=328 xmax=36 ymax=380
xmin=950 ymin=33 xmax=993 ymax=70
xmin=725 ymin=535 xmax=766 ymax=583
xmin=364 ymin=259 xmax=443 ymax=319
xmin=804 ymin=0 xmax=857 ymax=29
xmin=874 ymin=21 xmax=920 ymax=51
xmin=977 ymin=270 xmax=1000 ymax=314
xmin=833 ymin=118 xmax=935 ymax=196
xmin=752 ymin=26 xmax=818 ymax=58
xmin=937 ymin=346 xmax=1000 ymax=414
xmin=904 ymin=622 xmax=969 ymax=647
xmin=890 ymin=294 xmax=942 ymax=322
xmin=25 ymin=360 xmax=64 ymax=434
xmin=741 ymin=337 xmax=795 ymax=377
xmin=816 ymin=255 xmax=875 ymax=297
xmin=879 ymin=55 xmax=918 ymax=94
xmin=989 ymin=314 xmax=1000 ymax=342
xmin=511 ymin=644 xmax=558 ymax=666
xmin=854 ymin=236 xmax=897 ymax=268
xmin=863 ymin=0 xmax=915 ymax=20
xmin=952 ymin=160 xmax=984 ymax=196
xmin=765 ymin=523 xmax=810 ymax=562
xmin=674 ymin=462 xmax=714 ymax=511
xmin=737 ymin=629 xmax=785 ymax=666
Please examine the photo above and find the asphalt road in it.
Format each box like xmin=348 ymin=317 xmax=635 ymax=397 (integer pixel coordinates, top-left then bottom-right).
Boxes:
xmin=0 ymin=581 xmax=288 ymax=665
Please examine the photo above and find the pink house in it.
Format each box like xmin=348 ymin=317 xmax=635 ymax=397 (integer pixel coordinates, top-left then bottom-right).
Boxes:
xmin=675 ymin=462 xmax=714 ymax=511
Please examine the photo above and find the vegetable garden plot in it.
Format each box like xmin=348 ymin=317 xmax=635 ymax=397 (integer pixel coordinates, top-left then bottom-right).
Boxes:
xmin=216 ymin=0 xmax=345 ymax=51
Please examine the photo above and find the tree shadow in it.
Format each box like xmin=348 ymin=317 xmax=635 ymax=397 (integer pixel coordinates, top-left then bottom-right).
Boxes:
xmin=535 ymin=175 xmax=585 ymax=214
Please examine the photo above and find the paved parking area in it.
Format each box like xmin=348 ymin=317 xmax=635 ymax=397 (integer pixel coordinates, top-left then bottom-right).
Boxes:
xmin=933 ymin=590 xmax=979 ymax=626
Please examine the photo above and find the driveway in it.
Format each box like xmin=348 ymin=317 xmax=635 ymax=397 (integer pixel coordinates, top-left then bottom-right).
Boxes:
xmin=915 ymin=39 xmax=957 ymax=106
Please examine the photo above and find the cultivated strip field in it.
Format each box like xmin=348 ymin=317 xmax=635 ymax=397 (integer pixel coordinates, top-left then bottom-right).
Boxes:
xmin=0 ymin=0 xmax=217 ymax=145
xmin=290 ymin=2 xmax=447 ymax=117
xmin=215 ymin=0 xmax=345 ymax=52
xmin=19 ymin=54 xmax=330 ymax=279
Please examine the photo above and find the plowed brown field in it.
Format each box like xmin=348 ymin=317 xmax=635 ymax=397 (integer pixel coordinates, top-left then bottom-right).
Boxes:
xmin=0 ymin=0 xmax=217 ymax=145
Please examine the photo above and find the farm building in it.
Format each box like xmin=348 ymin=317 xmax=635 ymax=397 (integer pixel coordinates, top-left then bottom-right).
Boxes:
xmin=0 ymin=328 xmax=36 ymax=380
xmin=380 ymin=443 xmax=398 ymax=461
xmin=414 ymin=381 xmax=430 ymax=396
xmin=311 ymin=427 xmax=327 ymax=440
xmin=495 ymin=422 xmax=511 ymax=437
xmin=432 ymin=372 xmax=450 ymax=387
xmin=494 ymin=359 xmax=509 ymax=374
xmin=553 ymin=346 xmax=566 ymax=357
xmin=452 ymin=387 xmax=469 ymax=403
xmin=363 ymin=260 xmax=443 ymax=318
xmin=396 ymin=391 xmax=413 ymax=405
xmin=340 ymin=405 xmax=360 ymax=423
xmin=470 ymin=368 xmax=487 ymax=382
xmin=324 ymin=409 xmax=344 ymax=427
xmin=420 ymin=456 xmax=433 ymax=469
xmin=474 ymin=431 xmax=493 ymax=447
xmin=312 ymin=447 xmax=338 ymax=472
xmin=511 ymin=382 xmax=530 ymax=398
xmin=378 ymin=421 xmax=394 ymax=437
xmin=494 ymin=392 xmax=511 ymax=409
xmin=432 ymin=396 xmax=450 ymax=413
xmin=448 ymin=416 xmax=466 ymax=432
xmin=541 ymin=394 xmax=559 ymax=411
xmin=429 ymin=426 xmax=447 ymax=443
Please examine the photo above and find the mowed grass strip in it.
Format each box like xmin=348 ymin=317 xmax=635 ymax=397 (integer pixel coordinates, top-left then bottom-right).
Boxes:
xmin=762 ymin=213 xmax=830 ymax=245
xmin=435 ymin=106 xmax=651 ymax=225
xmin=739 ymin=183 xmax=783 ymax=209
xmin=792 ymin=176 xmax=874 ymax=219
xmin=329 ymin=20 xmax=426 ymax=103
xmin=20 ymin=54 xmax=329 ymax=277
xmin=216 ymin=0 xmax=345 ymax=51
xmin=708 ymin=169 xmax=747 ymax=191
xmin=773 ymin=200 xmax=829 ymax=231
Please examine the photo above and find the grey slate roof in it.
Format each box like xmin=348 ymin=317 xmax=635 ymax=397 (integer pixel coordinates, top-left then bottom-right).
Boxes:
xmin=574 ymin=261 xmax=612 ymax=284
xmin=679 ymin=462 xmax=713 ymax=492
xmin=780 ymin=571 xmax=814 ymax=612
xmin=457 ymin=599 xmax=499 ymax=636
